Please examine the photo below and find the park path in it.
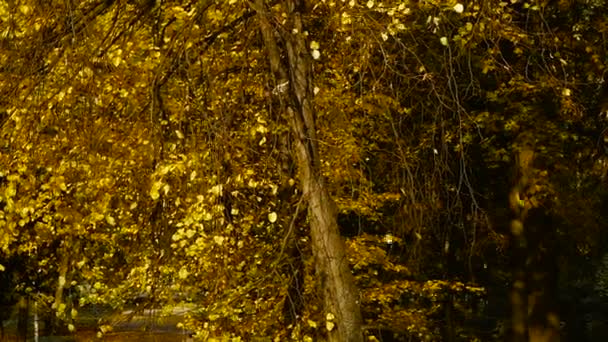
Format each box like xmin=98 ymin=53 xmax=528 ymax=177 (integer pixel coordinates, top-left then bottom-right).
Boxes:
xmin=1 ymin=305 xmax=195 ymax=341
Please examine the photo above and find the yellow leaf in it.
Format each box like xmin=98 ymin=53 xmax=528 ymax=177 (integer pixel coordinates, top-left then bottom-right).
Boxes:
xmin=209 ymin=184 xmax=223 ymax=196
xmin=268 ymin=212 xmax=277 ymax=223
xmin=111 ymin=56 xmax=121 ymax=67
xmin=453 ymin=3 xmax=464 ymax=13
xmin=150 ymin=181 xmax=162 ymax=200
xmin=178 ymin=267 xmax=189 ymax=279
xmin=213 ymin=236 xmax=225 ymax=245
xmin=6 ymin=182 xmax=16 ymax=197
xmin=19 ymin=5 xmax=31 ymax=15
xmin=106 ymin=215 xmax=116 ymax=226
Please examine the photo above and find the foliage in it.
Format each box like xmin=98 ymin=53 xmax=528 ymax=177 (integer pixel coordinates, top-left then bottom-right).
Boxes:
xmin=0 ymin=0 xmax=607 ymax=341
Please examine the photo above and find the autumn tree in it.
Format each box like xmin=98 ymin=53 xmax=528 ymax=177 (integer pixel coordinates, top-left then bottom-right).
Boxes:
xmin=252 ymin=0 xmax=366 ymax=340
xmin=1 ymin=0 xmax=608 ymax=341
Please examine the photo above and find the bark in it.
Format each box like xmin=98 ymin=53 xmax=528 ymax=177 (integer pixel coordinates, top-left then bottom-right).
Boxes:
xmin=252 ymin=0 xmax=364 ymax=340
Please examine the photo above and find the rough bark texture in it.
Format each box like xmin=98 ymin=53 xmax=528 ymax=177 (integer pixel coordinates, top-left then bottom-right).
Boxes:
xmin=253 ymin=0 xmax=364 ymax=340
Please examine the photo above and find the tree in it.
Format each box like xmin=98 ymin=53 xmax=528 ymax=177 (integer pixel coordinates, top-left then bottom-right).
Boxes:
xmin=252 ymin=0 xmax=364 ymax=340
xmin=1 ymin=0 xmax=607 ymax=341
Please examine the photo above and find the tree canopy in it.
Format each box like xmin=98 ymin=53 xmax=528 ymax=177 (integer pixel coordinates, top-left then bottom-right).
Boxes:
xmin=1 ymin=0 xmax=607 ymax=341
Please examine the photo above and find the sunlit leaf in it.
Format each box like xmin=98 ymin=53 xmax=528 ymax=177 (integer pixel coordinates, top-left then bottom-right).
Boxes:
xmin=150 ymin=180 xmax=162 ymax=200
xmin=268 ymin=212 xmax=277 ymax=223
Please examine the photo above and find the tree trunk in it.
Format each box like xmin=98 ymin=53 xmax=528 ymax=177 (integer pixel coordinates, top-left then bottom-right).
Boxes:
xmin=508 ymin=148 xmax=561 ymax=342
xmin=509 ymin=148 xmax=533 ymax=342
xmin=16 ymin=295 xmax=28 ymax=342
xmin=444 ymin=294 xmax=456 ymax=342
xmin=253 ymin=1 xmax=364 ymax=340
xmin=527 ymin=217 xmax=561 ymax=342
